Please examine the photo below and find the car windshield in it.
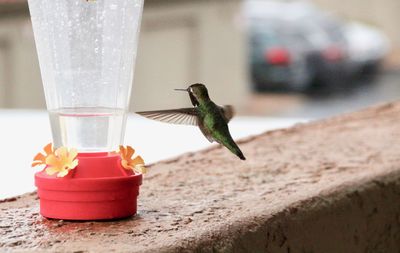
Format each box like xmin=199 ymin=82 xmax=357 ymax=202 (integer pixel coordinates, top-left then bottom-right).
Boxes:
xmin=249 ymin=19 xmax=283 ymax=47
xmin=320 ymin=19 xmax=346 ymax=44
xmin=294 ymin=18 xmax=331 ymax=48
xmin=250 ymin=30 xmax=279 ymax=47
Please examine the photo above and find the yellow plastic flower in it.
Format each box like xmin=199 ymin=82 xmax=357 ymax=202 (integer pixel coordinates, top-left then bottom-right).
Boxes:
xmin=45 ymin=147 xmax=79 ymax=177
xmin=31 ymin=143 xmax=54 ymax=167
xmin=118 ymin=145 xmax=146 ymax=174
xmin=134 ymin=164 xmax=147 ymax=174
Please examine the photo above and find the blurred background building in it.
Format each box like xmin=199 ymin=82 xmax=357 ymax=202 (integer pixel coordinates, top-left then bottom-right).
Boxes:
xmin=0 ymin=0 xmax=399 ymax=119
xmin=0 ymin=0 xmax=247 ymax=111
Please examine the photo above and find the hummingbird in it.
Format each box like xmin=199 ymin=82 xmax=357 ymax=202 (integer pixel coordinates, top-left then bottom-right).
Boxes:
xmin=136 ymin=83 xmax=246 ymax=160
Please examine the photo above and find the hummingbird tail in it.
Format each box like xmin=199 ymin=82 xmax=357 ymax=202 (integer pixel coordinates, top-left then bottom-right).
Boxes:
xmin=224 ymin=140 xmax=246 ymax=160
xmin=236 ymin=149 xmax=246 ymax=160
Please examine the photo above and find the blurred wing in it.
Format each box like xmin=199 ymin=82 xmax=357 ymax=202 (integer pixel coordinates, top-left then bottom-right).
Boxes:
xmin=219 ymin=105 xmax=235 ymax=123
xmin=136 ymin=108 xmax=199 ymax=126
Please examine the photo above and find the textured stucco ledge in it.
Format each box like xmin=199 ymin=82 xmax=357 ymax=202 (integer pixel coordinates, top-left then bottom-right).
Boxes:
xmin=1 ymin=102 xmax=400 ymax=252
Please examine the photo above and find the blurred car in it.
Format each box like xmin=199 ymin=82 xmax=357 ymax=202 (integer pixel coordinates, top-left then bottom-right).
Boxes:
xmin=344 ymin=21 xmax=390 ymax=75
xmin=249 ymin=18 xmax=314 ymax=92
xmin=289 ymin=12 xmax=351 ymax=88
xmin=245 ymin=0 xmax=352 ymax=91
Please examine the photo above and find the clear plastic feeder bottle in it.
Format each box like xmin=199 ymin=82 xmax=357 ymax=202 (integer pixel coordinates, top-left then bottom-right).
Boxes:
xmin=28 ymin=0 xmax=143 ymax=152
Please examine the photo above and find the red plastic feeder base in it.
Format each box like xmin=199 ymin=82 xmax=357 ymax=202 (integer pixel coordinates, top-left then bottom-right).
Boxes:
xmin=35 ymin=153 xmax=142 ymax=220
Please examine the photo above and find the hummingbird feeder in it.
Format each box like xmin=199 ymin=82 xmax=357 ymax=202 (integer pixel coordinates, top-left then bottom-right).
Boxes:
xmin=28 ymin=0 xmax=145 ymax=220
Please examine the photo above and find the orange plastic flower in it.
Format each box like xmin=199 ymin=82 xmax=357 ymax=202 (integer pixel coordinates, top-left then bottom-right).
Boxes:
xmin=118 ymin=145 xmax=146 ymax=174
xmin=45 ymin=147 xmax=79 ymax=177
xmin=31 ymin=143 xmax=54 ymax=167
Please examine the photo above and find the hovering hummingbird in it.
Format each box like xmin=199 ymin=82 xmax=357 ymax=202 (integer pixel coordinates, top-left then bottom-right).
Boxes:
xmin=136 ymin=83 xmax=246 ymax=160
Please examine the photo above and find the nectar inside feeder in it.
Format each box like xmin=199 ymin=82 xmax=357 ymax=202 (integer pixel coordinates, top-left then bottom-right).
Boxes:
xmin=28 ymin=0 xmax=144 ymax=220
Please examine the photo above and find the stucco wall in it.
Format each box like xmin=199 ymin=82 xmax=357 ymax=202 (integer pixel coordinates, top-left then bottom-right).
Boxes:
xmin=1 ymin=102 xmax=400 ymax=252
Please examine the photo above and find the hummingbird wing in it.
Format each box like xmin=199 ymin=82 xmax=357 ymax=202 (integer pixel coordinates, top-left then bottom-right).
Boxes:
xmin=136 ymin=108 xmax=199 ymax=126
xmin=219 ymin=105 xmax=235 ymax=123
xmin=198 ymin=121 xmax=215 ymax=143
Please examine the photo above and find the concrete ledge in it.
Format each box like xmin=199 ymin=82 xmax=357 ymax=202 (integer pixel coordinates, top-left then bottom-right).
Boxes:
xmin=1 ymin=102 xmax=400 ymax=252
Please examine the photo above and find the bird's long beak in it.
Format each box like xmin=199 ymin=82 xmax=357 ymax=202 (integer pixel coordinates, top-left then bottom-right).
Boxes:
xmin=174 ymin=88 xmax=188 ymax=92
